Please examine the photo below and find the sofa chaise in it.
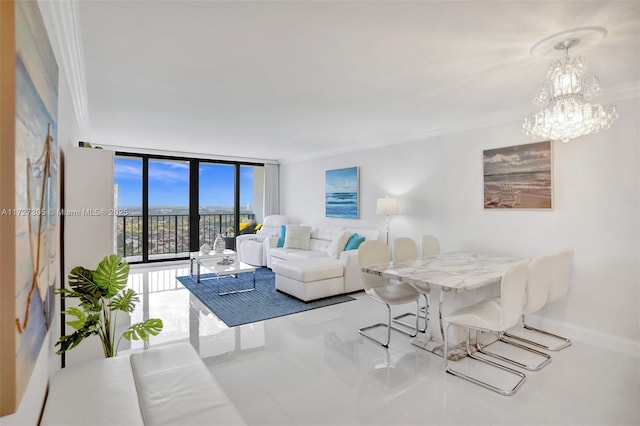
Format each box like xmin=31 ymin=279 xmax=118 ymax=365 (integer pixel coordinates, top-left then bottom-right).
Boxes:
xmin=270 ymin=225 xmax=379 ymax=301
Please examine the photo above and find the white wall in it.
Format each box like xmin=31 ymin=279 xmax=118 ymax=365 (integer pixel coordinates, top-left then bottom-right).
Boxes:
xmin=281 ymin=96 xmax=640 ymax=354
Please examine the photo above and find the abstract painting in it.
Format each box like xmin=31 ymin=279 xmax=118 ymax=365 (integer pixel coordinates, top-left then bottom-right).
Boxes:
xmin=325 ymin=167 xmax=359 ymax=219
xmin=5 ymin=0 xmax=59 ymax=414
xmin=483 ymin=141 xmax=552 ymax=209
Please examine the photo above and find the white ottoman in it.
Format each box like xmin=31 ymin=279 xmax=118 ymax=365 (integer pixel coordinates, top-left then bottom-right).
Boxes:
xmin=273 ymin=258 xmax=345 ymax=301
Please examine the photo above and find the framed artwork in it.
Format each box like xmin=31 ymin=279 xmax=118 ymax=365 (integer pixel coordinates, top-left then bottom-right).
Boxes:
xmin=0 ymin=1 xmax=59 ymax=415
xmin=325 ymin=167 xmax=359 ymax=219
xmin=483 ymin=141 xmax=552 ymax=209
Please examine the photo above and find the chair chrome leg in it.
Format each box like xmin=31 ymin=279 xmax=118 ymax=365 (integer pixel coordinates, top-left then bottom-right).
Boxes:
xmin=359 ymin=300 xmax=419 ymax=348
xmin=503 ymin=315 xmax=572 ymax=351
xmin=476 ymin=331 xmax=551 ymax=371
xmin=444 ymin=323 xmax=527 ymax=396
xmin=392 ymin=293 xmax=429 ymax=333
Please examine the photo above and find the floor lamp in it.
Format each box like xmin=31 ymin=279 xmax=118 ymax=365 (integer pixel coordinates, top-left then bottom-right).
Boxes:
xmin=376 ymin=196 xmax=399 ymax=245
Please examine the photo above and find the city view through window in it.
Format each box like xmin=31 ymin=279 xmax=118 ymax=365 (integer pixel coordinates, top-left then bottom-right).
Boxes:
xmin=114 ymin=156 xmax=261 ymax=261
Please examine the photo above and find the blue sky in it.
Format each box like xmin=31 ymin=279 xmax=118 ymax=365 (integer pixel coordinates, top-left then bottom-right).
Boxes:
xmin=114 ymin=158 xmax=255 ymax=208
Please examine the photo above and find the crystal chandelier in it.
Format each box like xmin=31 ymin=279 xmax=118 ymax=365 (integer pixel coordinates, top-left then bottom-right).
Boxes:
xmin=522 ymin=38 xmax=618 ymax=143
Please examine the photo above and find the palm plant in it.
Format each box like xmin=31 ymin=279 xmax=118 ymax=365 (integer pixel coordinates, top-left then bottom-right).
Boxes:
xmin=56 ymin=254 xmax=163 ymax=357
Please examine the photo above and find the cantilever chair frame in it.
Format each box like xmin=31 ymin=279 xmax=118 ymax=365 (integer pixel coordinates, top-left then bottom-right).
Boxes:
xmin=359 ymin=296 xmax=420 ymax=348
xmin=359 ymin=240 xmax=421 ymax=348
xmin=504 ymin=322 xmax=571 ymax=352
xmin=503 ymin=249 xmax=574 ymax=352
xmin=470 ymin=254 xmax=553 ymax=371
xmin=391 ymin=237 xmax=432 ymax=333
xmin=444 ymin=322 xmax=526 ymax=396
xmin=393 ymin=293 xmax=429 ymax=334
xmin=443 ymin=259 xmax=530 ymax=396
xmin=474 ymin=329 xmax=551 ymax=371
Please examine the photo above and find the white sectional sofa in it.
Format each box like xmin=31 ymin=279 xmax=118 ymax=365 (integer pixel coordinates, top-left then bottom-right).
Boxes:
xmin=236 ymin=215 xmax=288 ymax=266
xmin=269 ymin=225 xmax=379 ymax=301
xmin=41 ymin=343 xmax=245 ymax=426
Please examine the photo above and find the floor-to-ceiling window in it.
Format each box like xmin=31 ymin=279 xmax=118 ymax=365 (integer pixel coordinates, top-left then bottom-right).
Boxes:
xmin=114 ymin=153 xmax=263 ymax=263
xmin=198 ymin=163 xmax=236 ymax=248
xmin=114 ymin=157 xmax=143 ymax=261
xmin=148 ymin=159 xmax=190 ymax=260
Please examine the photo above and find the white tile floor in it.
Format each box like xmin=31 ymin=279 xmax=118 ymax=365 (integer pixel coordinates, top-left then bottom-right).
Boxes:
xmin=127 ymin=262 xmax=640 ymax=426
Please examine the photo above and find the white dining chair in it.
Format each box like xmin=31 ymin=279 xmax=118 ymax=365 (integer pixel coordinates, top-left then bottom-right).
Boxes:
xmin=421 ymin=235 xmax=441 ymax=258
xmin=358 ymin=240 xmax=420 ymax=348
xmin=393 ymin=237 xmax=418 ymax=263
xmin=443 ymin=259 xmax=529 ymax=396
xmin=504 ymin=249 xmax=573 ymax=351
xmin=477 ymin=254 xmax=552 ymax=371
xmin=392 ymin=237 xmax=428 ymax=333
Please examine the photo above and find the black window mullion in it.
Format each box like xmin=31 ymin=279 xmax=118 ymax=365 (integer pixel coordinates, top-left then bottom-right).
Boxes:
xmin=234 ymin=164 xmax=240 ymax=238
xmin=142 ymin=157 xmax=149 ymax=262
xmin=189 ymin=159 xmax=199 ymax=253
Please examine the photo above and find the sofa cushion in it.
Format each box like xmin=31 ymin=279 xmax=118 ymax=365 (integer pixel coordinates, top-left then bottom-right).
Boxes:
xmin=41 ymin=356 xmax=144 ymax=426
xmin=130 ymin=343 xmax=245 ymax=426
xmin=326 ymin=230 xmax=351 ymax=259
xmin=270 ymin=247 xmax=328 ymax=261
xmin=273 ymin=258 xmax=343 ymax=282
xmin=41 ymin=343 xmax=246 ymax=426
xmin=311 ymin=226 xmax=345 ymax=241
xmin=287 ymin=249 xmax=331 ymax=260
xmin=284 ymin=225 xmax=312 ymax=250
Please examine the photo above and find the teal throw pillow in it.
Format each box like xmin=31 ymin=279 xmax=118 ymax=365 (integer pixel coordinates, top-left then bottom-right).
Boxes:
xmin=345 ymin=233 xmax=366 ymax=251
xmin=277 ymin=225 xmax=286 ymax=248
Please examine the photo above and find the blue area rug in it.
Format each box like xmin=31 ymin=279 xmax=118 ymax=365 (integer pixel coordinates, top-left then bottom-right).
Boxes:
xmin=177 ymin=267 xmax=355 ymax=327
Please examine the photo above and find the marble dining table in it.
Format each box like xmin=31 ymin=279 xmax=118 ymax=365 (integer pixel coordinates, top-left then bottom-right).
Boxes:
xmin=361 ymin=252 xmax=524 ymax=359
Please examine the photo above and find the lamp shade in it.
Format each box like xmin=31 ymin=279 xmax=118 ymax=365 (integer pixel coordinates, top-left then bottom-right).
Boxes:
xmin=376 ymin=197 xmax=399 ymax=215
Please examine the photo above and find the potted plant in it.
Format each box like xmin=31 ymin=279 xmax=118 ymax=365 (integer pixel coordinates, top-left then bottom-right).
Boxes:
xmin=56 ymin=254 xmax=163 ymax=357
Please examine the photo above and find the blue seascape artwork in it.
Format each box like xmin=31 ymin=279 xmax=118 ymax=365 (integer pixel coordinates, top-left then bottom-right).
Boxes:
xmin=325 ymin=167 xmax=359 ymax=219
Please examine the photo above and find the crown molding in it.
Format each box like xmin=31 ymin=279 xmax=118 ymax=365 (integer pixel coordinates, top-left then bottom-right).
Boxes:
xmin=38 ymin=0 xmax=89 ymax=136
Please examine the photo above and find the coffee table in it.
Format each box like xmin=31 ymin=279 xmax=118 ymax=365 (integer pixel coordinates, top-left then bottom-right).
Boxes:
xmin=190 ymin=250 xmax=256 ymax=296
xmin=190 ymin=249 xmax=236 ymax=280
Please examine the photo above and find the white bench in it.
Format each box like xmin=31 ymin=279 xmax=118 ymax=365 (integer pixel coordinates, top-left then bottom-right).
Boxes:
xmin=41 ymin=343 xmax=245 ymax=426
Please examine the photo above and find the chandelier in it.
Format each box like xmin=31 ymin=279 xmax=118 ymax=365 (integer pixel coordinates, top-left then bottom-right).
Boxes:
xmin=523 ymin=31 xmax=618 ymax=143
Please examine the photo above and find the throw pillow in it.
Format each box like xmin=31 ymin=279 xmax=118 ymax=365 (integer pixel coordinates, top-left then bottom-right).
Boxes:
xmin=283 ymin=225 xmax=312 ymax=250
xmin=345 ymin=233 xmax=366 ymax=251
xmin=326 ymin=230 xmax=352 ymax=259
xmin=277 ymin=225 xmax=286 ymax=247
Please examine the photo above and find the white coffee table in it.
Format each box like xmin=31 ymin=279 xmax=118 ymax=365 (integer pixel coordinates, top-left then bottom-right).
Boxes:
xmin=190 ymin=250 xmax=256 ymax=296
xmin=190 ymin=249 xmax=236 ymax=279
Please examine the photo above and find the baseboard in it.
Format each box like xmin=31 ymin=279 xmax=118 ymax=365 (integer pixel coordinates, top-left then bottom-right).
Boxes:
xmin=527 ymin=315 xmax=640 ymax=358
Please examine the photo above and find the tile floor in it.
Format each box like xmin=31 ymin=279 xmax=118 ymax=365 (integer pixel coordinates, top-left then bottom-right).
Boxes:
xmin=127 ymin=262 xmax=640 ymax=426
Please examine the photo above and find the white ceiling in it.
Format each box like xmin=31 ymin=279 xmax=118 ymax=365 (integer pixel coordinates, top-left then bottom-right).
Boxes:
xmin=75 ymin=1 xmax=640 ymax=163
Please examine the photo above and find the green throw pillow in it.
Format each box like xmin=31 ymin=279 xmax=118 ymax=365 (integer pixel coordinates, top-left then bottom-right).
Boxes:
xmin=345 ymin=233 xmax=366 ymax=251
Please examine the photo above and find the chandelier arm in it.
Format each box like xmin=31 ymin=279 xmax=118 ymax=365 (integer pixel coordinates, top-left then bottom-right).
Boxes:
xmin=581 ymin=73 xmax=600 ymax=100
xmin=534 ymin=81 xmax=553 ymax=106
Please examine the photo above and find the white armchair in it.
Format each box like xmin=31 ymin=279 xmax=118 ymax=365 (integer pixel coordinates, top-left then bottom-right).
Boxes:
xmin=236 ymin=215 xmax=287 ymax=266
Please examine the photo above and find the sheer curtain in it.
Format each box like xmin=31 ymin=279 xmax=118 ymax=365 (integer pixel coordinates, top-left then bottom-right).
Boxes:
xmin=263 ymin=163 xmax=279 ymax=216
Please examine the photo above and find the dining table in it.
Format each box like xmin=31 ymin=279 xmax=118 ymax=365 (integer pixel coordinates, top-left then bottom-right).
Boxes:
xmin=361 ymin=251 xmax=524 ymax=360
